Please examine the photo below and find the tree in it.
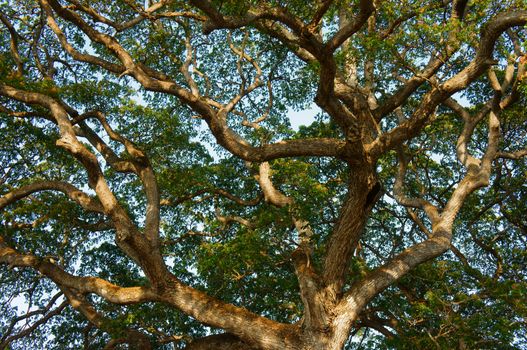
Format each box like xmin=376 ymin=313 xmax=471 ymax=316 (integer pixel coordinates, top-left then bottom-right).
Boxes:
xmin=1 ymin=0 xmax=526 ymax=348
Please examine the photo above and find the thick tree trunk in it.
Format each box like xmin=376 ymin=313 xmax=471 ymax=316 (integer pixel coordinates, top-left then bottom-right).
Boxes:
xmin=185 ymin=334 xmax=256 ymax=350
xmin=184 ymin=330 xmax=359 ymax=350
xmin=323 ymin=164 xmax=378 ymax=295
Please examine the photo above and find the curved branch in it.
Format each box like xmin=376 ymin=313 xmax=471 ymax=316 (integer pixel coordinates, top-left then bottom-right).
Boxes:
xmin=0 ymin=82 xmax=167 ymax=281
xmin=372 ymin=0 xmax=469 ymax=120
xmin=255 ymin=162 xmax=293 ymax=207
xmin=307 ymin=0 xmax=333 ymax=32
xmin=77 ymin=111 xmax=161 ymax=245
xmin=0 ymin=181 xmax=104 ymax=213
xmin=43 ymin=0 xmax=348 ymax=163
xmin=0 ymin=236 xmax=157 ymax=304
xmin=332 ymin=229 xmax=453 ymax=347
xmin=0 ymin=292 xmax=63 ymax=344
xmin=160 ymin=273 xmax=301 ymax=349
xmin=41 ymin=3 xmax=126 ymax=75
xmin=205 ymin=125 xmax=347 ymax=161
xmin=77 ymin=121 xmax=137 ymax=173
xmin=369 ymin=11 xmax=527 ymax=158
xmin=0 ymin=104 xmax=55 ymax=122
xmin=497 ymin=149 xmax=527 ymax=160
xmin=66 ymin=0 xmax=194 ymax=33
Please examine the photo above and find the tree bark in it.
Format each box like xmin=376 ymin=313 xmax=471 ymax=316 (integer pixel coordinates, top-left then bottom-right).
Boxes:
xmin=185 ymin=334 xmax=256 ymax=350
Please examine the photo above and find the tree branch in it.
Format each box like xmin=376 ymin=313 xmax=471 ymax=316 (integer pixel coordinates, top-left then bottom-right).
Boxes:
xmin=0 ymin=236 xmax=158 ymax=304
xmin=326 ymin=0 xmax=375 ymax=52
xmin=0 ymin=180 xmax=104 ymax=213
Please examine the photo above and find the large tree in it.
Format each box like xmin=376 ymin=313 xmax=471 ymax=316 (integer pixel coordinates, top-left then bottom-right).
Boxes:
xmin=1 ymin=0 xmax=527 ymax=349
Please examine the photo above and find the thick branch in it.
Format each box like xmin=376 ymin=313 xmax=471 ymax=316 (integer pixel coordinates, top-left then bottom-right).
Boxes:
xmin=0 ymin=82 xmax=167 ymax=281
xmin=0 ymin=237 xmax=158 ymax=304
xmin=161 ymin=274 xmax=301 ymax=349
xmin=0 ymin=180 xmax=104 ymax=213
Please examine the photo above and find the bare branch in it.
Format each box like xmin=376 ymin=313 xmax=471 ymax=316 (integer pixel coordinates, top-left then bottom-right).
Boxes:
xmin=215 ymin=206 xmax=255 ymax=229
xmin=66 ymin=0 xmax=197 ymax=33
xmin=0 ymin=104 xmax=55 ymax=122
xmin=76 ymin=111 xmax=161 ymax=245
xmin=255 ymin=162 xmax=292 ymax=208
xmin=373 ymin=0 xmax=470 ymax=120
xmin=41 ymin=2 xmax=126 ymax=75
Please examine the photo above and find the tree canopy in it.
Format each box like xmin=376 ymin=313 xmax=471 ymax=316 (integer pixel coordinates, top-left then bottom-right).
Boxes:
xmin=1 ymin=0 xmax=527 ymax=349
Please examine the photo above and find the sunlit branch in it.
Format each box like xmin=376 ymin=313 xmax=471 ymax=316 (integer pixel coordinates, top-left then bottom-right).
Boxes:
xmin=497 ymin=149 xmax=527 ymax=159
xmin=225 ymin=30 xmax=264 ymax=113
xmin=378 ymin=1 xmax=449 ymax=40
xmin=333 ymin=228 xmax=453 ymax=347
xmin=1 ymin=80 xmax=305 ymax=348
xmin=255 ymin=162 xmax=292 ymax=208
xmin=445 ymin=98 xmax=489 ymax=170
xmin=0 ymin=236 xmax=158 ymax=304
xmin=77 ymin=121 xmax=137 ymax=173
xmin=44 ymin=0 xmax=347 ymax=163
xmin=373 ymin=0 xmax=469 ymax=120
xmin=0 ymin=180 xmax=104 ymax=213
xmin=214 ymin=206 xmax=255 ymax=229
xmin=65 ymin=0 xmax=197 ymax=33
xmin=0 ymin=82 xmax=170 ymax=281
xmin=191 ymin=0 xmax=328 ymax=63
xmin=405 ymin=208 xmax=475 ymax=273
xmin=161 ymin=187 xmax=262 ymax=207
xmin=254 ymin=161 xmax=328 ymax=330
xmin=75 ymin=110 xmax=161 ymax=244
xmin=240 ymin=79 xmax=273 ymax=130
xmin=180 ymin=21 xmax=200 ymax=96
xmin=364 ymin=14 xmax=378 ymax=110
xmin=41 ymin=2 xmax=126 ymax=75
